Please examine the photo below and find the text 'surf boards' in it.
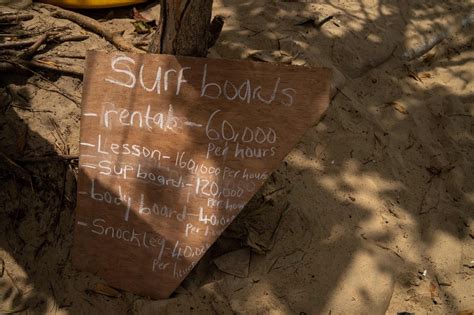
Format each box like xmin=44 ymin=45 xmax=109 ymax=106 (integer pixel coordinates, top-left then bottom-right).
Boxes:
xmin=74 ymin=51 xmax=331 ymax=299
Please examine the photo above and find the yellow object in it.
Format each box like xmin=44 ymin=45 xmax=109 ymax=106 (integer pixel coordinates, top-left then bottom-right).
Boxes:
xmin=38 ymin=0 xmax=147 ymax=9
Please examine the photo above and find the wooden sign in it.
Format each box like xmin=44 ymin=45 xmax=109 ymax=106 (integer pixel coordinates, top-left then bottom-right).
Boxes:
xmin=73 ymin=51 xmax=331 ymax=299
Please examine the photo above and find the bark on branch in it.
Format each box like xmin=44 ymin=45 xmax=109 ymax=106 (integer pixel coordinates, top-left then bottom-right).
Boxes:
xmin=148 ymin=0 xmax=223 ymax=57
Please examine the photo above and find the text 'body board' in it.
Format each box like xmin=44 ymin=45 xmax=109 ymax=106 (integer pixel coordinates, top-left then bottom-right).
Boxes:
xmin=74 ymin=51 xmax=331 ymax=299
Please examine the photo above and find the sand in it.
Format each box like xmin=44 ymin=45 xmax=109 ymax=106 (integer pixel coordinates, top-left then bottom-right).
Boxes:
xmin=0 ymin=0 xmax=473 ymax=314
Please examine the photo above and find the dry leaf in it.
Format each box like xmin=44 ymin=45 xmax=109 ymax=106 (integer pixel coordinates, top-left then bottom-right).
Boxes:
xmin=420 ymin=72 xmax=431 ymax=79
xmin=429 ymin=281 xmax=439 ymax=298
xmin=405 ymin=66 xmax=423 ymax=83
xmin=92 ymin=283 xmax=121 ymax=298
xmin=132 ymin=7 xmax=149 ymax=22
xmin=132 ymin=8 xmax=159 ymax=23
xmin=422 ymin=52 xmax=436 ymax=63
xmin=133 ymin=21 xmax=152 ymax=34
xmin=386 ymin=101 xmax=409 ymax=115
xmin=408 ymin=73 xmax=422 ymax=82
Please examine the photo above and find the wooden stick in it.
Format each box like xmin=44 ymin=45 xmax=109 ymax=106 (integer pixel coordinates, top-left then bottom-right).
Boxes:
xmin=40 ymin=3 xmax=143 ymax=53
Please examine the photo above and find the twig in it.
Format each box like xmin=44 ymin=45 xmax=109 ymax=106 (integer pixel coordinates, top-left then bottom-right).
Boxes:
xmin=51 ymin=51 xmax=85 ymax=59
xmin=15 ymin=154 xmax=78 ymax=163
xmin=0 ymin=306 xmax=29 ymax=314
xmin=20 ymin=33 xmax=49 ymax=59
xmin=0 ymin=33 xmax=88 ymax=49
xmin=133 ymin=41 xmax=149 ymax=48
xmin=268 ymin=202 xmax=291 ymax=251
xmin=267 ymin=249 xmax=304 ymax=273
xmin=0 ymin=59 xmax=84 ymax=77
xmin=0 ymin=49 xmax=18 ymax=56
xmin=0 ymin=26 xmax=70 ymax=38
xmin=10 ymin=104 xmax=53 ymax=113
xmin=0 ymin=14 xmax=34 ymax=23
xmin=0 ymin=33 xmax=28 ymax=37
xmin=53 ymin=34 xmax=89 ymax=43
xmin=244 ymin=28 xmax=264 ymax=37
xmin=402 ymin=11 xmax=474 ymax=60
xmin=263 ymin=186 xmax=285 ymax=198
xmin=0 ymin=23 xmax=19 ymax=27
xmin=374 ymin=243 xmax=404 ymax=261
xmin=31 ymin=59 xmax=84 ymax=76
xmin=0 ymin=31 xmax=43 ymax=38
xmin=315 ymin=16 xmax=334 ymax=29
xmin=0 ymin=60 xmax=81 ymax=104
xmin=402 ymin=32 xmax=447 ymax=61
xmin=267 ymin=256 xmax=280 ymax=273
xmin=41 ymin=3 xmax=143 ymax=53
xmin=0 ymin=39 xmax=41 ymax=49
xmin=0 ymin=151 xmax=32 ymax=186
xmin=49 ymin=116 xmax=69 ymax=154
xmin=4 ymin=267 xmax=23 ymax=296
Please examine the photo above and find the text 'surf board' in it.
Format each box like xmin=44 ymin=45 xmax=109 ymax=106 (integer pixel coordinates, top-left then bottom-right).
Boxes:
xmin=73 ymin=51 xmax=331 ymax=299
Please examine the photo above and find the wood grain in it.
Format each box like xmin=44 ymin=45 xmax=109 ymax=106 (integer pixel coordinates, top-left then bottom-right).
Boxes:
xmin=73 ymin=50 xmax=331 ymax=299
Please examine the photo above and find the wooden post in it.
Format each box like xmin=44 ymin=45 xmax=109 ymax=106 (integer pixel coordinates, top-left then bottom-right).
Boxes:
xmin=148 ymin=0 xmax=223 ymax=57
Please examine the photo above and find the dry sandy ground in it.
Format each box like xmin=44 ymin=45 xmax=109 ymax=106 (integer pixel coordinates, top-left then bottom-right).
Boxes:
xmin=0 ymin=0 xmax=473 ymax=314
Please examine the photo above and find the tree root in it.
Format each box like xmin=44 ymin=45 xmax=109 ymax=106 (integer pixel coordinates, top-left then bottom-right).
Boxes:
xmin=40 ymin=3 xmax=144 ymax=53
